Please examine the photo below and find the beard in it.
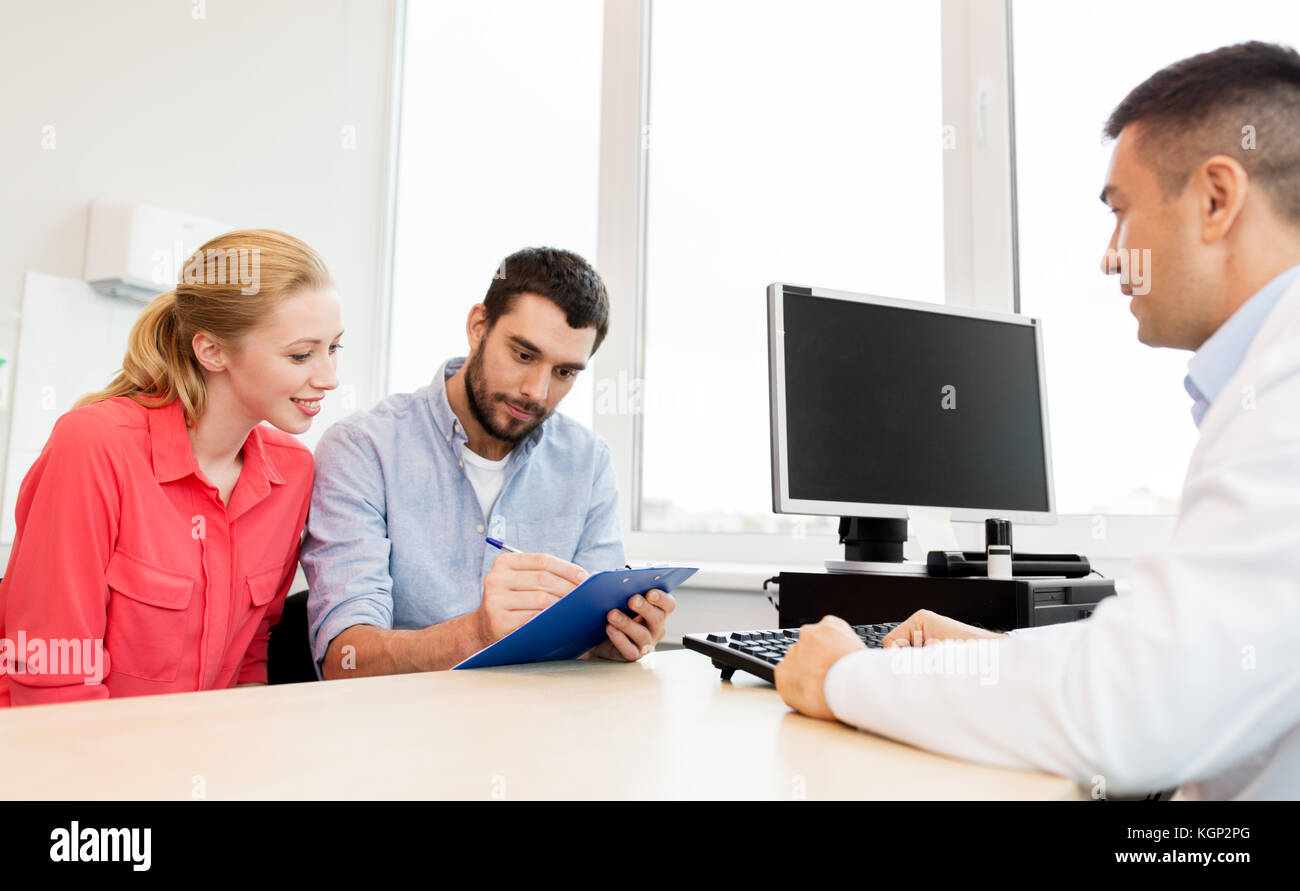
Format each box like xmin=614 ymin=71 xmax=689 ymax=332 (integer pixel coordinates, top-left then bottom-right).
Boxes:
xmin=463 ymin=348 xmax=550 ymax=443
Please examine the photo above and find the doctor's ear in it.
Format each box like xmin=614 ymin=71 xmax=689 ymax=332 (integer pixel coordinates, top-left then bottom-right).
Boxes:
xmin=191 ymin=332 xmax=230 ymax=373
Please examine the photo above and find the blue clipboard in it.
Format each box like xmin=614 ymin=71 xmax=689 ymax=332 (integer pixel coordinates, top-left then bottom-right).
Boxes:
xmin=452 ymin=566 xmax=698 ymax=669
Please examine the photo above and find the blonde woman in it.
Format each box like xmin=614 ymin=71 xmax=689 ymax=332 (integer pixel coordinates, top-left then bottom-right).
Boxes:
xmin=0 ymin=230 xmax=342 ymax=706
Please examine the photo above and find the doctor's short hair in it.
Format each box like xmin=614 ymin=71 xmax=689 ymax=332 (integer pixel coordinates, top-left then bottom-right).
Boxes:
xmin=1103 ymin=40 xmax=1300 ymax=227
xmin=481 ymin=247 xmax=610 ymax=354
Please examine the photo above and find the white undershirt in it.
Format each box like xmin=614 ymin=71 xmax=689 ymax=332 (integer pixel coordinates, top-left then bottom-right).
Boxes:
xmin=460 ymin=446 xmax=508 ymax=521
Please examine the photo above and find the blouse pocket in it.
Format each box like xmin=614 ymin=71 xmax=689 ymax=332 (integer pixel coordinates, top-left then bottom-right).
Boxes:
xmin=245 ymin=565 xmax=283 ymax=608
xmin=104 ymin=549 xmax=194 ymax=682
xmin=220 ymin=564 xmax=289 ymax=676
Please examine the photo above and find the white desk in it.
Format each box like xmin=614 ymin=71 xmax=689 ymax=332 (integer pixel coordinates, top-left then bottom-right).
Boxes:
xmin=0 ymin=650 xmax=1086 ymax=800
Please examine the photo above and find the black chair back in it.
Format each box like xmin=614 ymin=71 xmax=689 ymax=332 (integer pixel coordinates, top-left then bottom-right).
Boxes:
xmin=267 ymin=590 xmax=319 ymax=684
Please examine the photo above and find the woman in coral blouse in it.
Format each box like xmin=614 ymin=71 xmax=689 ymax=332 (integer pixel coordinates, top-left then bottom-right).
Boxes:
xmin=0 ymin=229 xmax=342 ymax=706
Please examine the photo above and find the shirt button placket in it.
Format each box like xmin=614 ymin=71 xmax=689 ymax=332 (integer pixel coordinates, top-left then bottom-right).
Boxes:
xmin=198 ymin=497 xmax=232 ymax=689
xmin=210 ymin=514 xmax=233 ymax=689
xmin=194 ymin=495 xmax=214 ymax=687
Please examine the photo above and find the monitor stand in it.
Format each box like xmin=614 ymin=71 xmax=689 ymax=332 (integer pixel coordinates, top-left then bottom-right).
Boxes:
xmin=824 ymin=516 xmax=929 ymax=576
xmin=824 ymin=558 xmax=929 ymax=576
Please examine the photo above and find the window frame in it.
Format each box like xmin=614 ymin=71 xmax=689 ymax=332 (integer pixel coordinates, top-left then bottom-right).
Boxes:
xmin=382 ymin=0 xmax=1181 ymax=580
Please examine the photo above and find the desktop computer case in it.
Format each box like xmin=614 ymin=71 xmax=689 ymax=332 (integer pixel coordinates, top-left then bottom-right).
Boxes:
xmin=775 ymin=572 xmax=1116 ymax=633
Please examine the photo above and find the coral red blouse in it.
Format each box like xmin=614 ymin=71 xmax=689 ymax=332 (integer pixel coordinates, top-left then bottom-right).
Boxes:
xmin=0 ymin=396 xmax=312 ymax=706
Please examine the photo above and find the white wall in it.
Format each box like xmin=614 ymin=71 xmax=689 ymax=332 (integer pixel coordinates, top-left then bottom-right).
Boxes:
xmin=0 ymin=0 xmax=397 ymax=569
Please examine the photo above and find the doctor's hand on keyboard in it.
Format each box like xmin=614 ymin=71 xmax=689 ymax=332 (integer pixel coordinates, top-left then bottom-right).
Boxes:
xmin=880 ymin=609 xmax=1011 ymax=648
xmin=775 ymin=611 xmax=1010 ymax=720
xmin=774 ymin=616 xmax=873 ymax=720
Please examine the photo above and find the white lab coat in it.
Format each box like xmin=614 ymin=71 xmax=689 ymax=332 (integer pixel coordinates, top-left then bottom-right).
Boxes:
xmin=823 ymin=275 xmax=1300 ymax=800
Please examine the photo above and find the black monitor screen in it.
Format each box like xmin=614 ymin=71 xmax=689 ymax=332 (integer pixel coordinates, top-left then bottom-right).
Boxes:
xmin=781 ymin=291 xmax=1051 ymax=512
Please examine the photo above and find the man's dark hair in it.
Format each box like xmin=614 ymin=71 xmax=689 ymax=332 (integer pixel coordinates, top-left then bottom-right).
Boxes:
xmin=1103 ymin=40 xmax=1300 ymax=226
xmin=482 ymin=247 xmax=610 ymax=353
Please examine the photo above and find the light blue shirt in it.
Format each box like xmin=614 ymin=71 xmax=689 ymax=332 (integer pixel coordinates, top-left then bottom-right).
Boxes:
xmin=301 ymin=356 xmax=625 ymax=672
xmin=1184 ymin=264 xmax=1300 ymax=427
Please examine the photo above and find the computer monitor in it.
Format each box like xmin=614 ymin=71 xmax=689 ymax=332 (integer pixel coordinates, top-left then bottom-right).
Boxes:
xmin=768 ymin=283 xmax=1056 ymax=571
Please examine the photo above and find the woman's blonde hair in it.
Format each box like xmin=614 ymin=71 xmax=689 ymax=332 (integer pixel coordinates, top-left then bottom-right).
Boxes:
xmin=76 ymin=229 xmax=333 ymax=426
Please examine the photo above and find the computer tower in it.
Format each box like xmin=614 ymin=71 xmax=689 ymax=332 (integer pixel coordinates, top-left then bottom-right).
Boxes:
xmin=775 ymin=571 xmax=1116 ymax=632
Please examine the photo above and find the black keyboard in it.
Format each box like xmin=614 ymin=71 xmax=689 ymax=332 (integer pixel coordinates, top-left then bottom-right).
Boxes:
xmin=682 ymin=622 xmax=903 ymax=684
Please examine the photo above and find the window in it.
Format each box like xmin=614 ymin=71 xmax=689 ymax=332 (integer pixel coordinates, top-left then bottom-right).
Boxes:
xmin=388 ymin=0 xmax=604 ymax=425
xmin=1011 ymin=0 xmax=1298 ymax=514
xmin=386 ymin=1 xmax=1267 ymax=569
xmin=639 ymin=0 xmax=946 ymax=533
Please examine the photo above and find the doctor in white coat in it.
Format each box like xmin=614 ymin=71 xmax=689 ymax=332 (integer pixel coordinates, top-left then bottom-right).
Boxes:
xmin=775 ymin=40 xmax=1300 ymax=801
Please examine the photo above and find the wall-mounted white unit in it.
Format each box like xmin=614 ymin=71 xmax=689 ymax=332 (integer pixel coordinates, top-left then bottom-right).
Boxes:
xmin=83 ymin=199 xmax=232 ymax=302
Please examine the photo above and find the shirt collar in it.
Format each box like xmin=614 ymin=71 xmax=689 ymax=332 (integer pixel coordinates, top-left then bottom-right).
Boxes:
xmin=1184 ymin=263 xmax=1300 ymax=426
xmin=148 ymin=398 xmax=200 ymax=483
xmin=241 ymin=422 xmax=286 ymax=487
xmin=147 ymin=397 xmax=285 ymax=491
xmin=426 ymin=356 xmax=547 ymax=458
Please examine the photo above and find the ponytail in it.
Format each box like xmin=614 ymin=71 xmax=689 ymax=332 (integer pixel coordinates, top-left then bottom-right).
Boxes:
xmin=75 ymin=289 xmax=207 ymax=422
